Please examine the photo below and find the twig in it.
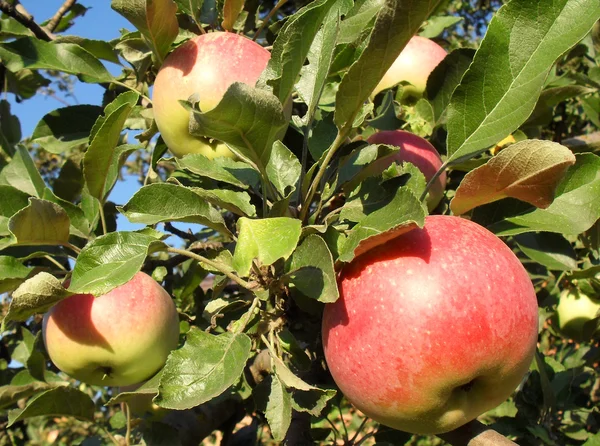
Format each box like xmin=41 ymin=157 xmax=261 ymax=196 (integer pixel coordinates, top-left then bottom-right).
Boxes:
xmin=252 ymin=0 xmax=288 ymax=42
xmin=44 ymin=0 xmax=77 ymax=33
xmin=437 ymin=420 xmax=518 ymax=446
xmin=0 ymin=1 xmax=54 ymax=41
xmin=164 ymin=222 xmax=197 ymax=242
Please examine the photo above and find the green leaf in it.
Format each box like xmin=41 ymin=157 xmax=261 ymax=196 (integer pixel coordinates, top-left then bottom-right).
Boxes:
xmin=419 ymin=15 xmax=462 ymax=38
xmin=54 ymin=36 xmax=120 ymax=64
xmin=112 ymin=0 xmax=179 ymax=63
xmin=70 ymin=231 xmax=164 ymax=295
xmin=190 ymin=187 xmax=256 ymax=217
xmin=266 ymin=141 xmax=301 ymax=197
xmin=489 ymin=153 xmax=600 ymax=236
xmin=285 ymin=235 xmax=338 ymax=303
xmin=446 ymin=0 xmax=600 ymax=164
xmin=155 ymin=327 xmax=251 ymax=410
xmin=177 ymin=154 xmax=260 ymax=190
xmin=119 ymin=183 xmax=232 ymax=237
xmin=5 ymin=69 xmax=50 ymax=101
xmin=0 ymin=146 xmax=46 ymax=197
xmin=0 ymin=100 xmax=20 ymax=157
xmin=2 ymin=272 xmax=73 ymax=331
xmin=31 ymin=105 xmax=103 ymax=154
xmin=106 ymin=372 xmax=162 ymax=405
xmin=0 ymin=17 xmax=33 ymax=37
xmin=337 ymin=0 xmax=380 ymax=45
xmin=8 ymin=198 xmax=71 ymax=246
xmin=334 ymin=0 xmax=442 ymax=128
xmin=0 ymin=38 xmax=113 ymax=84
xmin=265 ymin=374 xmax=292 ymax=442
xmin=0 ymin=185 xmax=30 ymax=236
xmin=233 ymin=217 xmax=302 ymax=277
xmin=0 ymin=256 xmax=32 ymax=293
xmin=0 ymin=382 xmax=59 ymax=411
xmin=450 ymin=140 xmax=576 ymax=215
xmin=514 ymin=233 xmax=578 ymax=271
xmin=84 ymin=91 xmax=139 ymax=201
xmin=53 ymin=159 xmax=84 ymax=202
xmin=42 ymin=188 xmax=91 ymax=238
xmin=7 ymin=387 xmax=95 ymax=427
xmin=222 ymin=0 xmax=245 ymax=31
xmin=526 ymin=85 xmax=595 ymax=127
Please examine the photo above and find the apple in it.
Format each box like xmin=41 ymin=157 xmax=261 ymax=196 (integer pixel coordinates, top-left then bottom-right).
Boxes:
xmin=372 ymin=36 xmax=447 ymax=100
xmin=367 ymin=130 xmax=446 ymax=210
xmin=152 ymin=32 xmax=271 ymax=159
xmin=42 ymin=272 xmax=180 ymax=387
xmin=556 ymin=289 xmax=600 ymax=342
xmin=322 ymin=215 xmax=539 ymax=434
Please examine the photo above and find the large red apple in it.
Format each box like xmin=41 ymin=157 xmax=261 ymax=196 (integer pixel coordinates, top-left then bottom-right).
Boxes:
xmin=43 ymin=272 xmax=180 ymax=387
xmin=322 ymin=215 xmax=538 ymax=434
xmin=367 ymin=130 xmax=446 ymax=210
xmin=153 ymin=32 xmax=271 ymax=158
xmin=372 ymin=36 xmax=447 ymax=100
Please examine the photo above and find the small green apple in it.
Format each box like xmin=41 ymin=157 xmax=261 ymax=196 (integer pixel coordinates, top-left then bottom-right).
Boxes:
xmin=556 ymin=289 xmax=600 ymax=342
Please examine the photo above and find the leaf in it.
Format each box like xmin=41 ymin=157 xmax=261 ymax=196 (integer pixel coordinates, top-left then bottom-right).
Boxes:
xmin=419 ymin=15 xmax=462 ymax=38
xmin=266 ymin=141 xmax=301 ymax=197
xmin=489 ymin=153 xmax=600 ymax=236
xmin=514 ymin=233 xmax=578 ymax=271
xmin=0 ymin=185 xmax=30 ymax=236
xmin=119 ymin=183 xmax=232 ymax=237
xmin=70 ymin=231 xmax=164 ymax=295
xmin=5 ymin=69 xmax=50 ymax=101
xmin=7 ymin=387 xmax=95 ymax=427
xmin=177 ymin=154 xmax=260 ymax=190
xmin=450 ymin=140 xmax=576 ymax=215
xmin=0 ymin=382 xmax=59 ymax=411
xmin=190 ymin=187 xmax=256 ymax=217
xmin=2 ymin=273 xmax=73 ymax=329
xmin=0 ymin=256 xmax=32 ymax=293
xmin=233 ymin=217 xmax=302 ymax=277
xmin=112 ymin=0 xmax=179 ymax=63
xmin=106 ymin=372 xmax=162 ymax=405
xmin=334 ymin=0 xmax=442 ymax=128
xmin=155 ymin=327 xmax=251 ymax=410
xmin=0 ymin=38 xmax=113 ymax=83
xmin=42 ymin=188 xmax=91 ymax=238
xmin=265 ymin=374 xmax=292 ymax=442
xmin=337 ymin=0 xmax=381 ymax=45
xmin=54 ymin=36 xmax=120 ymax=64
xmin=285 ymin=235 xmax=338 ymax=303
xmin=0 ymin=17 xmax=33 ymax=37
xmin=0 ymin=100 xmax=20 ymax=157
xmin=84 ymin=92 xmax=139 ymax=201
xmin=526 ymin=85 xmax=595 ymax=126
xmin=259 ymin=0 xmax=338 ymax=105
xmin=445 ymin=0 xmax=600 ymax=164
xmin=31 ymin=105 xmax=103 ymax=154
xmin=0 ymin=146 xmax=46 ymax=197
xmin=8 ymin=198 xmax=71 ymax=246
xmin=222 ymin=0 xmax=245 ymax=31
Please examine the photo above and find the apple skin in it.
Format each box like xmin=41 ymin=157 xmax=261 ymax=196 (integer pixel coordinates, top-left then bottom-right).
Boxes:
xmin=153 ymin=32 xmax=271 ymax=159
xmin=367 ymin=130 xmax=446 ymax=210
xmin=556 ymin=289 xmax=600 ymax=342
xmin=42 ymin=272 xmax=180 ymax=387
xmin=322 ymin=215 xmax=539 ymax=434
xmin=372 ymin=36 xmax=447 ymax=100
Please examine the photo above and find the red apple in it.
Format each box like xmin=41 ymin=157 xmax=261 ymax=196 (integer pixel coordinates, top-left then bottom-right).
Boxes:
xmin=43 ymin=272 xmax=180 ymax=387
xmin=372 ymin=36 xmax=447 ymax=100
xmin=153 ymin=32 xmax=271 ymax=158
xmin=367 ymin=130 xmax=446 ymax=210
xmin=322 ymin=215 xmax=538 ymax=434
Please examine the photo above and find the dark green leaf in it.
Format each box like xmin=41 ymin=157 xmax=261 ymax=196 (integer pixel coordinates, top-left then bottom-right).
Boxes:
xmin=54 ymin=36 xmax=120 ymax=64
xmin=190 ymin=186 xmax=256 ymax=217
xmin=0 ymin=100 xmax=20 ymax=157
xmin=265 ymin=374 xmax=292 ymax=442
xmin=177 ymin=153 xmax=260 ymax=190
xmin=0 ymin=146 xmax=45 ymax=197
xmin=514 ymin=233 xmax=578 ymax=271
xmin=5 ymin=69 xmax=50 ymax=101
xmin=0 ymin=382 xmax=58 ymax=411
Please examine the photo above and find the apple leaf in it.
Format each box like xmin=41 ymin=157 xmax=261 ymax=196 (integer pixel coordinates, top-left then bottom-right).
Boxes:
xmin=1 ymin=273 xmax=73 ymax=330
xmin=259 ymin=0 xmax=338 ymax=105
xmin=189 ymin=187 xmax=256 ymax=218
xmin=284 ymin=235 xmax=338 ymax=303
xmin=155 ymin=327 xmax=252 ymax=410
xmin=0 ymin=38 xmax=113 ymax=84
xmin=0 ymin=146 xmax=46 ymax=198
xmin=266 ymin=141 xmax=301 ymax=198
xmin=489 ymin=153 xmax=600 ymax=236
xmin=84 ymin=92 xmax=139 ymax=202
xmin=8 ymin=198 xmax=71 ymax=247
xmin=119 ymin=183 xmax=232 ymax=237
xmin=7 ymin=386 xmax=95 ymax=427
xmin=265 ymin=374 xmax=293 ymax=442
xmin=70 ymin=231 xmax=165 ymax=295
xmin=42 ymin=188 xmax=91 ymax=238
xmin=450 ymin=140 xmax=576 ymax=215
xmin=221 ymin=0 xmax=244 ymax=31
xmin=106 ymin=372 xmax=162 ymax=405
xmin=54 ymin=36 xmax=120 ymax=64
xmin=514 ymin=233 xmax=578 ymax=271
xmin=186 ymin=83 xmax=287 ymax=169
xmin=0 ymin=382 xmax=59 ymax=411
xmin=337 ymin=143 xmax=400 ymax=194
xmin=419 ymin=15 xmax=463 ymax=38
xmin=445 ymin=0 xmax=600 ymax=164
xmin=0 ymin=100 xmax=20 ymax=157
xmin=111 ymin=0 xmax=179 ymax=64
xmin=232 ymin=217 xmax=302 ymax=277
xmin=31 ymin=105 xmax=104 ymax=154
xmin=334 ymin=0 xmax=442 ymax=128
xmin=53 ymin=159 xmax=84 ymax=203
xmin=526 ymin=85 xmax=595 ymax=127
xmin=176 ymin=154 xmax=261 ymax=190
xmin=0 ymin=256 xmax=31 ymax=294
xmin=337 ymin=0 xmax=380 ymax=45
xmin=0 ymin=186 xmax=30 ymax=236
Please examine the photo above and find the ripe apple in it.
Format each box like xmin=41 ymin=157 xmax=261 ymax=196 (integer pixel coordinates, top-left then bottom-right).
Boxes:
xmin=367 ymin=130 xmax=446 ymax=210
xmin=556 ymin=289 xmax=600 ymax=342
xmin=153 ymin=32 xmax=271 ymax=159
xmin=322 ymin=215 xmax=539 ymax=434
xmin=372 ymin=36 xmax=447 ymax=100
xmin=42 ymin=272 xmax=180 ymax=387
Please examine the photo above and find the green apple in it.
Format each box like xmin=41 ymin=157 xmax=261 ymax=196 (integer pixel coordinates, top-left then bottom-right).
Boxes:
xmin=556 ymin=289 xmax=600 ymax=342
xmin=322 ymin=215 xmax=539 ymax=434
xmin=42 ymin=272 xmax=180 ymax=387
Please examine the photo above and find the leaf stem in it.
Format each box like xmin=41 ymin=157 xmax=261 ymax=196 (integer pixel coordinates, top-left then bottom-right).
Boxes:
xmin=233 ymin=296 xmax=260 ymax=334
xmin=98 ymin=205 xmax=108 ymax=236
xmin=253 ymin=0 xmax=288 ymax=42
xmin=44 ymin=255 xmax=67 ymax=271
xmin=61 ymin=242 xmax=81 ymax=255
xmin=419 ymin=161 xmax=448 ymax=203
xmin=112 ymin=80 xmax=152 ymax=104
xmin=125 ymin=402 xmax=131 ymax=446
xmin=167 ymin=247 xmax=254 ymax=290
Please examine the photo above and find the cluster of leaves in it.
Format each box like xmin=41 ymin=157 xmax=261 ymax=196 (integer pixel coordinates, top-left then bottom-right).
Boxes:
xmin=1 ymin=0 xmax=600 ymax=444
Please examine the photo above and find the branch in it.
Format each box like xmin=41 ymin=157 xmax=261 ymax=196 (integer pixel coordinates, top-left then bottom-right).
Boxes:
xmin=0 ymin=1 xmax=54 ymax=41
xmin=45 ymin=0 xmax=77 ymax=33
xmin=437 ymin=420 xmax=517 ymax=446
